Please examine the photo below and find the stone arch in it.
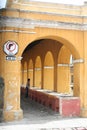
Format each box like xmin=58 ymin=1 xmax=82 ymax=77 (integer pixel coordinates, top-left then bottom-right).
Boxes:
xmin=33 ymin=35 xmax=80 ymax=58
xmin=58 ymin=45 xmax=71 ymax=64
xmin=21 ymin=36 xmax=81 ymax=92
xmin=44 ymin=51 xmax=54 ymax=90
xmin=21 ymin=35 xmax=80 ymax=60
xmin=32 ymin=36 xmax=81 ymax=96
xmin=57 ymin=45 xmax=72 ymax=93
xmin=35 ymin=56 xmax=42 ymax=88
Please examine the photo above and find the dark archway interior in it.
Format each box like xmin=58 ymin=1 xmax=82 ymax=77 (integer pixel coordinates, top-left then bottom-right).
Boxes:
xmin=23 ymin=39 xmax=44 ymax=53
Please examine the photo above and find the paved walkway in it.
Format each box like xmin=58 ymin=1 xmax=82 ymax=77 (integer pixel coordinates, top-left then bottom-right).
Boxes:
xmin=0 ymin=96 xmax=87 ymax=130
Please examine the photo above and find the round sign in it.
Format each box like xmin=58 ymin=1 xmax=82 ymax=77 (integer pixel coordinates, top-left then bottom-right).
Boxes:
xmin=4 ymin=41 xmax=18 ymax=55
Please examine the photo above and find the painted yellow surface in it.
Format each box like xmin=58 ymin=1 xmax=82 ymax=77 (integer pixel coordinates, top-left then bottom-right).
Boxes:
xmin=0 ymin=0 xmax=87 ymax=121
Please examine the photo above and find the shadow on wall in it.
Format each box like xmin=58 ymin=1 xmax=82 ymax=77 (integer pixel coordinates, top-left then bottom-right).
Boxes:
xmin=0 ymin=77 xmax=4 ymax=122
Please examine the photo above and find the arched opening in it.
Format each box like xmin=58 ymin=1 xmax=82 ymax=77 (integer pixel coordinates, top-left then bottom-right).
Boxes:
xmin=21 ymin=37 xmax=81 ymax=120
xmin=35 ymin=56 xmax=42 ymax=88
xmin=57 ymin=45 xmax=72 ymax=93
xmin=44 ymin=51 xmax=54 ymax=90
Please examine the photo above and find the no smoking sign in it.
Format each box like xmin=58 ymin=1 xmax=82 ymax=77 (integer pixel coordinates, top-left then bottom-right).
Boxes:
xmin=4 ymin=41 xmax=18 ymax=55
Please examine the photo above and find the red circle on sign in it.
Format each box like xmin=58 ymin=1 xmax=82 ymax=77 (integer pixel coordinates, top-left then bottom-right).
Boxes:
xmin=6 ymin=41 xmax=16 ymax=52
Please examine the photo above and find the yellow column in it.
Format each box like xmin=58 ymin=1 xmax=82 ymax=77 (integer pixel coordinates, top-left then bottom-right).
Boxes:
xmin=73 ymin=63 xmax=80 ymax=96
xmin=54 ymin=60 xmax=57 ymax=91
xmin=80 ymin=31 xmax=87 ymax=117
xmin=81 ymin=60 xmax=87 ymax=117
xmin=3 ymin=59 xmax=23 ymax=121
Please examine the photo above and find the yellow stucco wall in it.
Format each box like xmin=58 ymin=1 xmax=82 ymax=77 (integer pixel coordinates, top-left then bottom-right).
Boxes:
xmin=0 ymin=0 xmax=87 ymax=121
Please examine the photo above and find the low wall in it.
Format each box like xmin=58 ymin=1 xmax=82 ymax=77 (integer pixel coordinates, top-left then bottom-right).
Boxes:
xmin=21 ymin=87 xmax=80 ymax=117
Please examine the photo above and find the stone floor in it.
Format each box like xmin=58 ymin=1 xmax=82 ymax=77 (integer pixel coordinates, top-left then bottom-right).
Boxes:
xmin=0 ymin=96 xmax=87 ymax=129
xmin=22 ymin=96 xmax=61 ymax=124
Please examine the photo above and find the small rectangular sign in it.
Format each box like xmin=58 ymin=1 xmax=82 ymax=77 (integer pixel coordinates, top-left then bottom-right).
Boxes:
xmin=6 ymin=56 xmax=16 ymax=61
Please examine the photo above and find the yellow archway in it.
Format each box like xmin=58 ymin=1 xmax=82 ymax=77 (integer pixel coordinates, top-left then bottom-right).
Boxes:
xmin=44 ymin=51 xmax=54 ymax=90
xmin=57 ymin=45 xmax=71 ymax=93
xmin=35 ymin=56 xmax=42 ymax=88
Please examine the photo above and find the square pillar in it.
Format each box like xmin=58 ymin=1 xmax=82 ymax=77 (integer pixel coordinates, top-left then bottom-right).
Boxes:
xmin=3 ymin=60 xmax=23 ymax=121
